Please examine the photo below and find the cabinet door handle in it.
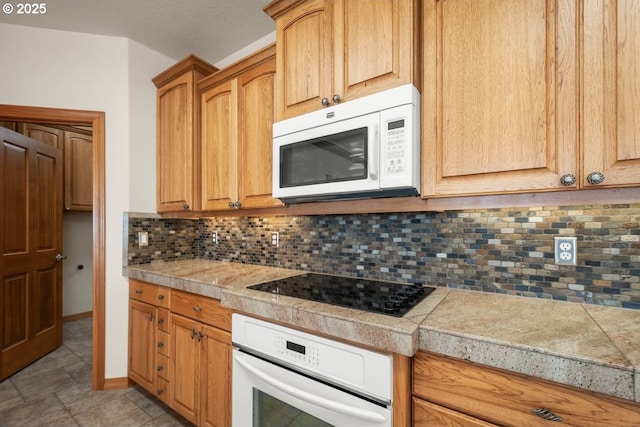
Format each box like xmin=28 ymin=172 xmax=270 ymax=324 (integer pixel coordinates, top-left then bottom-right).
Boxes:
xmin=531 ymin=408 xmax=563 ymax=422
xmin=158 ymin=318 xmax=164 ymax=325
xmin=157 ymin=365 xmax=164 ymax=372
xmin=190 ymin=328 xmax=196 ymax=339
xmin=157 ymin=342 xmax=164 ymax=349
xmin=193 ymin=306 xmax=202 ymax=313
xmin=587 ymin=171 xmax=605 ymax=185
xmin=560 ymin=173 xmax=576 ymax=186
xmin=135 ymin=289 xmax=143 ymax=295
xmin=157 ymin=294 xmax=165 ymax=301
xmin=148 ymin=313 xmax=154 ymax=322
xmin=197 ymin=331 xmax=203 ymax=342
xmin=183 ymin=203 xmax=189 ymax=210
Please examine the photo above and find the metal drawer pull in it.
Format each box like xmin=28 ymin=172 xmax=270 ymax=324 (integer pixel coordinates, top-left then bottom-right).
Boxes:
xmin=157 ymin=294 xmax=165 ymax=301
xmin=531 ymin=408 xmax=563 ymax=422
xmin=193 ymin=306 xmax=202 ymax=313
xmin=135 ymin=289 xmax=143 ymax=295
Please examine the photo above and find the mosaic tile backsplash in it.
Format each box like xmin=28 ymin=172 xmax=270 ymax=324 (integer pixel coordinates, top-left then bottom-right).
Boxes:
xmin=126 ymin=204 xmax=640 ymax=309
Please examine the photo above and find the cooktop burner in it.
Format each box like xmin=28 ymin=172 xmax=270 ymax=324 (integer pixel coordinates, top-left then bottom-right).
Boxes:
xmin=247 ymin=273 xmax=435 ymax=317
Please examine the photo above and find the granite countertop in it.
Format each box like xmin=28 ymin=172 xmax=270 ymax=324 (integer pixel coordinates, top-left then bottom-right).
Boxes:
xmin=123 ymin=259 xmax=640 ymax=403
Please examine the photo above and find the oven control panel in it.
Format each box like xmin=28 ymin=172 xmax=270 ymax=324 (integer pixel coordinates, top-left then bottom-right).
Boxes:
xmin=232 ymin=314 xmax=392 ymax=403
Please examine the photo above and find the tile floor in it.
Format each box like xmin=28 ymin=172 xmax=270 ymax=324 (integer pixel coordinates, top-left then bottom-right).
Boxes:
xmin=0 ymin=317 xmax=193 ymax=427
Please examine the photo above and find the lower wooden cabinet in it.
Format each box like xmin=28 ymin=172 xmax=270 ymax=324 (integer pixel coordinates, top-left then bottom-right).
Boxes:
xmin=413 ymin=351 xmax=640 ymax=427
xmin=413 ymin=398 xmax=498 ymax=427
xmin=129 ymin=281 xmax=231 ymax=427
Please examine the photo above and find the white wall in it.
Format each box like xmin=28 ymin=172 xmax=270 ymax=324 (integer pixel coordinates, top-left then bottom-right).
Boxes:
xmin=0 ymin=23 xmax=173 ymax=379
xmin=62 ymin=213 xmax=93 ymax=317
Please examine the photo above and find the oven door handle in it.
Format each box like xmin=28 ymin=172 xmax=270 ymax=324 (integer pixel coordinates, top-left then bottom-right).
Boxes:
xmin=235 ymin=353 xmax=387 ymax=424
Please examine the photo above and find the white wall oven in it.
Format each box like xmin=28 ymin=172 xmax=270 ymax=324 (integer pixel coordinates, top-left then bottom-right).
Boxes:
xmin=232 ymin=314 xmax=393 ymax=426
xmin=272 ymin=84 xmax=420 ymax=203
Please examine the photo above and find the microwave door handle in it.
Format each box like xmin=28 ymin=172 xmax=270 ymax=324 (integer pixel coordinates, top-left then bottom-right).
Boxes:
xmin=369 ymin=124 xmax=379 ymax=181
xmin=234 ymin=354 xmax=387 ymax=423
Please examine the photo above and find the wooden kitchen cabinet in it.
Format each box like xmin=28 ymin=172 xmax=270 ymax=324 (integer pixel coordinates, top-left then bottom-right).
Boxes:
xmin=63 ymin=130 xmax=92 ymax=211
xmin=16 ymin=123 xmax=93 ymax=210
xmin=264 ymin=0 xmax=420 ymax=120
xmin=582 ymin=0 xmax=640 ymax=189
xmin=413 ymin=351 xmax=640 ymax=427
xmin=128 ymin=280 xmax=170 ymax=401
xmin=170 ymin=289 xmax=232 ymax=426
xmin=198 ymin=45 xmax=282 ymax=211
xmin=153 ymin=55 xmax=217 ymax=213
xmin=423 ymin=0 xmax=640 ymax=198
xmin=422 ymin=0 xmax=578 ymax=197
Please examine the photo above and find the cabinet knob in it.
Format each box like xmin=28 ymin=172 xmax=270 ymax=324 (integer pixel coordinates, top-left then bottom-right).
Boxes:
xmin=587 ymin=171 xmax=605 ymax=185
xmin=135 ymin=289 xmax=143 ymax=295
xmin=157 ymin=342 xmax=164 ymax=348
xmin=560 ymin=174 xmax=576 ymax=186
xmin=332 ymin=94 xmax=341 ymax=103
xmin=190 ymin=328 xmax=196 ymax=339
xmin=148 ymin=313 xmax=154 ymax=322
xmin=157 ymin=365 xmax=164 ymax=372
xmin=157 ymin=294 xmax=165 ymax=301
xmin=158 ymin=318 xmax=164 ymax=325
xmin=157 ymin=389 xmax=164 ymax=396
xmin=183 ymin=203 xmax=189 ymax=210
xmin=193 ymin=306 xmax=202 ymax=313
xmin=233 ymin=201 xmax=241 ymax=209
xmin=321 ymin=97 xmax=330 ymax=106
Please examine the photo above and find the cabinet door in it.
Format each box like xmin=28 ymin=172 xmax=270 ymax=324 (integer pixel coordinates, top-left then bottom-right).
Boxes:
xmin=583 ymin=0 xmax=640 ymax=188
xmin=17 ymin=123 xmax=64 ymax=150
xmin=157 ymin=72 xmax=196 ymax=212
xmin=237 ymin=57 xmax=283 ymax=209
xmin=201 ymin=80 xmax=237 ymax=211
xmin=63 ymin=131 xmax=93 ymax=211
xmin=275 ymin=0 xmax=333 ymax=120
xmin=200 ymin=325 xmax=232 ymax=427
xmin=422 ymin=0 xmax=578 ymax=197
xmin=128 ymin=299 xmax=156 ymax=392
xmin=170 ymin=313 xmax=200 ymax=425
xmin=333 ymin=0 xmax=419 ymax=102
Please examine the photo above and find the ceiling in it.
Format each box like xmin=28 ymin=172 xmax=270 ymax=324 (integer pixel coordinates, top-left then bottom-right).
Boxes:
xmin=0 ymin=0 xmax=276 ymax=65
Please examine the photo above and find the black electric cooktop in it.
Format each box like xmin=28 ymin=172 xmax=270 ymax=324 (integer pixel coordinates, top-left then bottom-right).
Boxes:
xmin=248 ymin=273 xmax=435 ymax=317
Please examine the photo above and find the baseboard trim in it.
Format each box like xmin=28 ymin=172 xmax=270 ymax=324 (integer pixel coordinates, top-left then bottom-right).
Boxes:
xmin=103 ymin=377 xmax=131 ymax=390
xmin=63 ymin=311 xmax=93 ymax=323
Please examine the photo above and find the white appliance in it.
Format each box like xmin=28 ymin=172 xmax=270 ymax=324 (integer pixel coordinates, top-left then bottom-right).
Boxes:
xmin=232 ymin=314 xmax=393 ymax=427
xmin=272 ymin=84 xmax=420 ymax=203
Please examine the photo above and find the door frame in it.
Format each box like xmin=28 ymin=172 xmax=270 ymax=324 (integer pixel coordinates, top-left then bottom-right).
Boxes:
xmin=0 ymin=105 xmax=106 ymax=390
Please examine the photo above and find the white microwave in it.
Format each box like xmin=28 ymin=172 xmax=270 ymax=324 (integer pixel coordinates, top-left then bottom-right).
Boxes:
xmin=272 ymin=84 xmax=420 ymax=203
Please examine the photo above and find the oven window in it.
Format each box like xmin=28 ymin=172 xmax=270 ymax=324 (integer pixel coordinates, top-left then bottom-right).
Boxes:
xmin=279 ymin=127 xmax=368 ymax=188
xmin=253 ymin=388 xmax=334 ymax=427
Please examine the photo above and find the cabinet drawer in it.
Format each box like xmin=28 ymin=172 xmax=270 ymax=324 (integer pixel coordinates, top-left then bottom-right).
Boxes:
xmin=157 ymin=330 xmax=170 ymax=356
xmin=129 ymin=280 xmax=170 ymax=308
xmin=170 ymin=289 xmax=231 ymax=331
xmin=413 ymin=352 xmax=640 ymax=427
xmin=157 ymin=308 xmax=170 ymax=332
xmin=156 ymin=376 xmax=171 ymax=404
xmin=413 ymin=398 xmax=498 ymax=427
xmin=156 ymin=353 xmax=170 ymax=381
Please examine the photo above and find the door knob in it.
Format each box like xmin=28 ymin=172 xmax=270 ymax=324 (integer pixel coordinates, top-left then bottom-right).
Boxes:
xmin=55 ymin=254 xmax=67 ymax=262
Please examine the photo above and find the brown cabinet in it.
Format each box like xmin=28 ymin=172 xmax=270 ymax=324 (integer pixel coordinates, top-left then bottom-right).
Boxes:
xmin=198 ymin=45 xmax=282 ymax=211
xmin=413 ymin=351 xmax=640 ymax=427
xmin=582 ymin=0 xmax=640 ymax=189
xmin=128 ymin=280 xmax=170 ymax=401
xmin=265 ymin=0 xmax=420 ymax=120
xmin=63 ymin=131 xmax=93 ymax=211
xmin=169 ymin=289 xmax=232 ymax=426
xmin=153 ymin=55 xmax=217 ymax=213
xmin=16 ymin=123 xmax=93 ymax=210
xmin=422 ymin=0 xmax=640 ymax=198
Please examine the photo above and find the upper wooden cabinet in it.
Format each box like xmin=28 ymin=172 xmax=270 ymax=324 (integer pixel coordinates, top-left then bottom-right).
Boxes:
xmin=265 ymin=0 xmax=420 ymax=120
xmin=17 ymin=123 xmax=93 ymax=211
xmin=422 ymin=0 xmax=578 ymax=197
xmin=582 ymin=0 xmax=640 ymax=189
xmin=423 ymin=0 xmax=640 ymax=198
xmin=198 ymin=45 xmax=283 ymax=211
xmin=153 ymin=55 xmax=217 ymax=213
xmin=63 ymin=131 xmax=93 ymax=211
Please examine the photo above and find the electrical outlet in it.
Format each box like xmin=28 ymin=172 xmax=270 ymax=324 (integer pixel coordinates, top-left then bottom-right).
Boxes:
xmin=271 ymin=232 xmax=279 ymax=247
xmin=138 ymin=231 xmax=148 ymax=247
xmin=554 ymin=236 xmax=577 ymax=265
xmin=212 ymin=231 xmax=218 ymax=245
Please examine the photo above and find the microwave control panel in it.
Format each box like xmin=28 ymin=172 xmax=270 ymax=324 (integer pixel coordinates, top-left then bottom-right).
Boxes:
xmin=385 ymin=119 xmax=407 ymax=176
